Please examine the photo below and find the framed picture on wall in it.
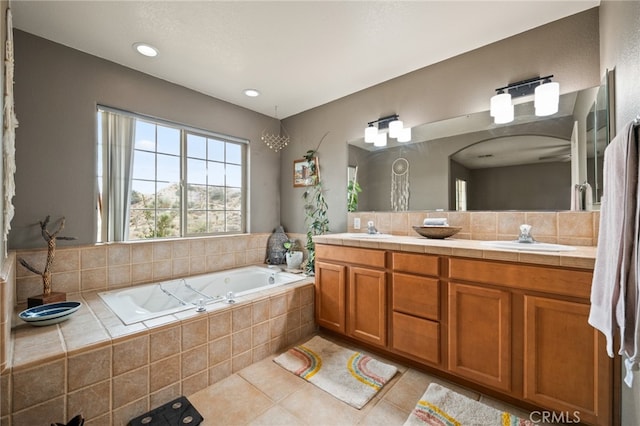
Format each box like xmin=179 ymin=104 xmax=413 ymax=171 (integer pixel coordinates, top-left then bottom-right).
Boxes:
xmin=293 ymin=158 xmax=319 ymax=187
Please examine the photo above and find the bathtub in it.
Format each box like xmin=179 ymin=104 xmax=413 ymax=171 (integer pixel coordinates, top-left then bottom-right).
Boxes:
xmin=99 ymin=265 xmax=305 ymax=324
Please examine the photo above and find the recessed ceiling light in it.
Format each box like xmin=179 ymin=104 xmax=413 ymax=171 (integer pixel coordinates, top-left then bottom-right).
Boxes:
xmin=133 ymin=42 xmax=159 ymax=58
xmin=243 ymin=89 xmax=260 ymax=97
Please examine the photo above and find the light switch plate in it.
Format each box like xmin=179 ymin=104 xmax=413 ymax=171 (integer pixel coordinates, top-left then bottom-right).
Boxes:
xmin=353 ymin=217 xmax=361 ymax=229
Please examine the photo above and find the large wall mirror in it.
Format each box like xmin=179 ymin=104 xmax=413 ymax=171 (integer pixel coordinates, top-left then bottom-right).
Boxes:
xmin=347 ymin=71 xmax=613 ymax=212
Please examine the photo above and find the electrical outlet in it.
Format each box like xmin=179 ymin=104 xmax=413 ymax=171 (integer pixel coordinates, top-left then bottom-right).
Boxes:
xmin=353 ymin=217 xmax=361 ymax=229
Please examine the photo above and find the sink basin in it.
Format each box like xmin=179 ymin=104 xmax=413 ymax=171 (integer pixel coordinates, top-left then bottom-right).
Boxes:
xmin=481 ymin=241 xmax=576 ymax=252
xmin=347 ymin=233 xmax=393 ymax=239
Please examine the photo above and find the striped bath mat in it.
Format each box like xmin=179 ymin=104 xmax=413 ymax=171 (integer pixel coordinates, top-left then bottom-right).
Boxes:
xmin=273 ymin=335 xmax=398 ymax=409
xmin=404 ymin=383 xmax=534 ymax=426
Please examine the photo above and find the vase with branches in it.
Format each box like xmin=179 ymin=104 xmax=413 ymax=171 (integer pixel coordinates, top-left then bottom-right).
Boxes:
xmin=302 ymin=133 xmax=330 ymax=275
xmin=19 ymin=215 xmax=76 ymax=306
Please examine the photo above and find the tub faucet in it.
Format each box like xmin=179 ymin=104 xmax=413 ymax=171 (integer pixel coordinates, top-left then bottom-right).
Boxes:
xmin=518 ymin=224 xmax=534 ymax=243
xmin=367 ymin=221 xmax=379 ymax=235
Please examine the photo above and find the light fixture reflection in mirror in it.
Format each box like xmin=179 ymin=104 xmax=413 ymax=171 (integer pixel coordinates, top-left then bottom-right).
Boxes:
xmin=347 ymin=80 xmax=611 ymax=213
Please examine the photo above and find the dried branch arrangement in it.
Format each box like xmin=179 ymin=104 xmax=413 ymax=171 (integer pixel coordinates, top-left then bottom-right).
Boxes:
xmin=19 ymin=215 xmax=76 ymax=296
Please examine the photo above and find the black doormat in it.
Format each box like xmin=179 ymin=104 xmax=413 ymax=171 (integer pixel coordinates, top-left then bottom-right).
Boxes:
xmin=128 ymin=396 xmax=203 ymax=426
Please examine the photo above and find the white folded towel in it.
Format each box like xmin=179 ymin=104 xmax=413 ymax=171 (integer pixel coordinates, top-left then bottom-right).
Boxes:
xmin=423 ymin=218 xmax=448 ymax=226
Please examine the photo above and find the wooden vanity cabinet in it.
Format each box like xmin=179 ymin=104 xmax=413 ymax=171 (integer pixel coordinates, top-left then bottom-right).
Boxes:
xmin=315 ymin=245 xmax=387 ymax=347
xmin=448 ymin=257 xmax=611 ymax=426
xmin=315 ymin=245 xmax=613 ymax=425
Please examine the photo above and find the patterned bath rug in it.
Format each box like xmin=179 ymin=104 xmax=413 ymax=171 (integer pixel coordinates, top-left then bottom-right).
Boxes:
xmin=403 ymin=383 xmax=534 ymax=426
xmin=273 ymin=335 xmax=398 ymax=409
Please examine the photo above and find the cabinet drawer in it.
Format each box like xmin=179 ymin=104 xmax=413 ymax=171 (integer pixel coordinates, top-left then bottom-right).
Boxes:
xmin=392 ymin=273 xmax=439 ymax=320
xmin=392 ymin=312 xmax=439 ymax=365
xmin=316 ymin=244 xmax=385 ymax=268
xmin=448 ymin=257 xmax=593 ymax=299
xmin=392 ymin=252 xmax=439 ymax=276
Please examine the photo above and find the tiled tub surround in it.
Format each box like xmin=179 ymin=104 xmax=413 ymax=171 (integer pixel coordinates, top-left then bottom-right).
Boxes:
xmin=349 ymin=210 xmax=600 ymax=246
xmin=1 ymin=233 xmax=314 ymax=426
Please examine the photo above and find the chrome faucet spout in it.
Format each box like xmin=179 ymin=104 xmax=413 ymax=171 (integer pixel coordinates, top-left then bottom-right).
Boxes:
xmin=517 ymin=224 xmax=534 ymax=243
xmin=367 ymin=221 xmax=379 ymax=235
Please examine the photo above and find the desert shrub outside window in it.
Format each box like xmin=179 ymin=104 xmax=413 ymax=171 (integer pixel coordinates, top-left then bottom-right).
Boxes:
xmin=97 ymin=107 xmax=247 ymax=242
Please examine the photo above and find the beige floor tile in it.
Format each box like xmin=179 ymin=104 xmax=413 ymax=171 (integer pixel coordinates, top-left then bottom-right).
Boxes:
xmin=358 ymin=399 xmax=409 ymax=426
xmin=237 ymin=357 xmax=306 ymax=402
xmin=279 ymin=383 xmax=369 ymax=426
xmin=190 ymin=374 xmax=274 ymax=425
xmin=247 ymin=405 xmax=306 ymax=426
xmin=380 ymin=369 xmax=433 ymax=413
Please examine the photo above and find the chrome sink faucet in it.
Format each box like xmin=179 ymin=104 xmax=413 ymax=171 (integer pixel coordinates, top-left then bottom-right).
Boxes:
xmin=367 ymin=221 xmax=379 ymax=234
xmin=518 ymin=224 xmax=535 ymax=243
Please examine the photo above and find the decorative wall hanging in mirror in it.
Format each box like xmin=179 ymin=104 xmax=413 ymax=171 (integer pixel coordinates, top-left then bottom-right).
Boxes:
xmin=391 ymin=158 xmax=409 ymax=211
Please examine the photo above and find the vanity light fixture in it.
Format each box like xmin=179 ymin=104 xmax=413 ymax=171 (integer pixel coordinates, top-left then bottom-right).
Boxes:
xmin=490 ymin=75 xmax=559 ymax=124
xmin=364 ymin=114 xmax=412 ymax=146
xmin=133 ymin=42 xmax=159 ymax=57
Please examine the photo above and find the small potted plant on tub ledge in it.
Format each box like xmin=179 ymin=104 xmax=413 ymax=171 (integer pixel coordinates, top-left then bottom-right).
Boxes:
xmin=283 ymin=239 xmax=303 ymax=270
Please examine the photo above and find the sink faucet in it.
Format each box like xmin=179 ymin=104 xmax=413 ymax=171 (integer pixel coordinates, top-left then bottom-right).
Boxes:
xmin=367 ymin=221 xmax=379 ymax=235
xmin=518 ymin=224 xmax=535 ymax=243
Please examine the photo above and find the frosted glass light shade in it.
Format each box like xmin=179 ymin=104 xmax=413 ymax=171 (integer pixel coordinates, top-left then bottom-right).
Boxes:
xmin=535 ymin=81 xmax=559 ymax=116
xmin=494 ymin=103 xmax=514 ymax=124
xmin=490 ymin=92 xmax=511 ymax=118
xmin=388 ymin=119 xmax=403 ymax=138
xmin=374 ymin=132 xmax=387 ymax=147
xmin=397 ymin=127 xmax=412 ymax=142
xmin=364 ymin=125 xmax=377 ymax=143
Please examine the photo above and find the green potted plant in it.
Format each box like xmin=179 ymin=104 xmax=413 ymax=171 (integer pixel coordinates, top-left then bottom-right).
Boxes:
xmin=302 ymin=134 xmax=330 ymax=275
xmin=283 ymin=239 xmax=303 ymax=270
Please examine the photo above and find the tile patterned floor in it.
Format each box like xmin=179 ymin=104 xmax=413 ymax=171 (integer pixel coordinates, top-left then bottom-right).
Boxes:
xmin=189 ymin=334 xmax=533 ymax=426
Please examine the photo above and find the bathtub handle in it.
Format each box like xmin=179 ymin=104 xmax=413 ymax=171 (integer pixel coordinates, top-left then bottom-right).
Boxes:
xmin=184 ymin=281 xmax=216 ymax=301
xmin=159 ymin=284 xmax=188 ymax=306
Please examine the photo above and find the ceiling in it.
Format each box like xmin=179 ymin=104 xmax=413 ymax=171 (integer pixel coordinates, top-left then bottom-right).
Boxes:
xmin=11 ymin=1 xmax=599 ymax=119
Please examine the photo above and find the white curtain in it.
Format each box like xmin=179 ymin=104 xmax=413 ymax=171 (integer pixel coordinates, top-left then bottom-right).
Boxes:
xmin=101 ymin=110 xmax=135 ymax=241
xmin=3 ymin=9 xmax=18 ymax=257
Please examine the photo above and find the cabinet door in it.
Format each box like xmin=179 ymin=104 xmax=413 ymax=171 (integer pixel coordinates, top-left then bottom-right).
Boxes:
xmin=448 ymin=282 xmax=512 ymax=391
xmin=348 ymin=267 xmax=387 ymax=347
xmin=523 ymin=296 xmax=611 ymax=426
xmin=315 ymin=261 xmax=346 ymax=333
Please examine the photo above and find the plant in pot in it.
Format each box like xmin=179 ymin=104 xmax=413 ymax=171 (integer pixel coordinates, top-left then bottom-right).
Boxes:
xmin=283 ymin=239 xmax=303 ymax=270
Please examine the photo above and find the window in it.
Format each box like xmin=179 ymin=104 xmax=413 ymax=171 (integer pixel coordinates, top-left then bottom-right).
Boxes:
xmin=97 ymin=107 xmax=247 ymax=241
xmin=455 ymin=178 xmax=467 ymax=211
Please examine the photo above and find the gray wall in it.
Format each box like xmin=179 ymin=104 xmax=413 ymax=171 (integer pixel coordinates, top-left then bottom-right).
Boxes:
xmin=280 ymin=8 xmax=600 ymax=234
xmin=599 ymin=1 xmax=640 ymax=424
xmin=11 ymin=30 xmax=282 ymax=249
xmin=469 ymin=162 xmax=570 ymax=210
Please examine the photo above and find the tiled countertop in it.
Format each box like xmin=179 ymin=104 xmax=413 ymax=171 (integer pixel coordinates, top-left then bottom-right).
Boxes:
xmin=313 ymin=233 xmax=597 ymax=269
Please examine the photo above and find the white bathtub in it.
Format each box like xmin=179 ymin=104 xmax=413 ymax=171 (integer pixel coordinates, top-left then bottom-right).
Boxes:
xmin=99 ymin=265 xmax=305 ymax=324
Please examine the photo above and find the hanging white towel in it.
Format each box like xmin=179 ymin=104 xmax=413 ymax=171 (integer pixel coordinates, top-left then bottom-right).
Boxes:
xmin=588 ymin=121 xmax=639 ymax=387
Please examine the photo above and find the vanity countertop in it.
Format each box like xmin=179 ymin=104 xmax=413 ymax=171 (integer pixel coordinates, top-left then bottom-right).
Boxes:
xmin=313 ymin=233 xmax=597 ymax=269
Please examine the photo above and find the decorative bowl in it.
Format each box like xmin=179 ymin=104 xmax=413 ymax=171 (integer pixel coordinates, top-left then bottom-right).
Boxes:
xmin=412 ymin=226 xmax=462 ymax=239
xmin=19 ymin=301 xmax=81 ymax=326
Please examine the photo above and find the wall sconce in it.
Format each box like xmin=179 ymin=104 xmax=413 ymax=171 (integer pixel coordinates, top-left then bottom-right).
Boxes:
xmin=364 ymin=114 xmax=412 ymax=146
xmin=490 ymin=75 xmax=559 ymax=124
